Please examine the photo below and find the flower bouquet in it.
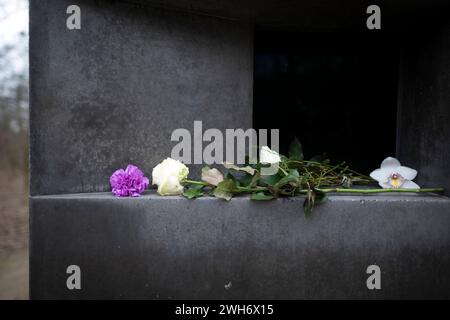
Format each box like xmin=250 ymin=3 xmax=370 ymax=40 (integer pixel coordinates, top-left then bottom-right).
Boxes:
xmin=110 ymin=138 xmax=444 ymax=215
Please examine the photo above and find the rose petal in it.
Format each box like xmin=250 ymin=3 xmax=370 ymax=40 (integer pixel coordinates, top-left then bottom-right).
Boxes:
xmin=157 ymin=175 xmax=183 ymax=196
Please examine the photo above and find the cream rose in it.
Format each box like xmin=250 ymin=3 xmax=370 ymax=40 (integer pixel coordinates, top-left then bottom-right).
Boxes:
xmin=152 ymin=158 xmax=189 ymax=195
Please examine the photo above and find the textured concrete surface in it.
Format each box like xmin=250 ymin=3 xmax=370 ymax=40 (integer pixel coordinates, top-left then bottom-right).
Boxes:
xmin=30 ymin=193 xmax=450 ymax=299
xmin=30 ymin=0 xmax=253 ymax=195
xmin=397 ymin=23 xmax=450 ymax=196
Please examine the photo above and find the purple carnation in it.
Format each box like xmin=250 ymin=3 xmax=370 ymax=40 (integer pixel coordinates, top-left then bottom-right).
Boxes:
xmin=110 ymin=164 xmax=149 ymax=197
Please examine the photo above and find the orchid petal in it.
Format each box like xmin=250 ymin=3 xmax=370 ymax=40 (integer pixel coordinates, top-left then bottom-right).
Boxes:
xmin=370 ymin=168 xmax=389 ymax=183
xmin=380 ymin=157 xmax=401 ymax=169
xmin=402 ymin=180 xmax=420 ymax=189
xmin=378 ymin=182 xmax=391 ymax=189
xmin=396 ymin=166 xmax=417 ymax=181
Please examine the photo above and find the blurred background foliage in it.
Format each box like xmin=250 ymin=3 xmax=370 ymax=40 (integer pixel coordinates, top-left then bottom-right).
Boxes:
xmin=0 ymin=0 xmax=29 ymax=300
xmin=0 ymin=0 xmax=29 ymax=176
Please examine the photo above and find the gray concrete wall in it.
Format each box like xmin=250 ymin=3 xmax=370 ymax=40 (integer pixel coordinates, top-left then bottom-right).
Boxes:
xmin=30 ymin=0 xmax=253 ymax=195
xmin=397 ymin=23 xmax=450 ymax=196
xmin=30 ymin=193 xmax=450 ymax=299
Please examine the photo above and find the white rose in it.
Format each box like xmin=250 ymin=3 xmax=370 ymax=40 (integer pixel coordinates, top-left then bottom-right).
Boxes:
xmin=259 ymin=146 xmax=281 ymax=164
xmin=152 ymin=158 xmax=189 ymax=195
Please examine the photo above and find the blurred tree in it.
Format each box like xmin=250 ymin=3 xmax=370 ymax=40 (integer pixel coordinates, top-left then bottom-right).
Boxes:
xmin=0 ymin=1 xmax=29 ymax=178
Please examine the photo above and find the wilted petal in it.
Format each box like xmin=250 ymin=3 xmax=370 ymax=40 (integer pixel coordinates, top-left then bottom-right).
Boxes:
xmin=402 ymin=180 xmax=420 ymax=189
xmin=201 ymin=167 xmax=224 ymax=186
xmin=223 ymin=163 xmax=256 ymax=175
xmin=370 ymin=168 xmax=389 ymax=183
xmin=396 ymin=166 xmax=417 ymax=181
xmin=380 ymin=157 xmax=401 ymax=169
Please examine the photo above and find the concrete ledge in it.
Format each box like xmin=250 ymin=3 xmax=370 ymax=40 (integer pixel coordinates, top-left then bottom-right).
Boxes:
xmin=30 ymin=192 xmax=450 ymax=299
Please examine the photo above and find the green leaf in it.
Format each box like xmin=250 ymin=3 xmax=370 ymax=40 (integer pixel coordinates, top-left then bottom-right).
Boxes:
xmin=182 ymin=184 xmax=204 ymax=199
xmin=315 ymin=189 xmax=328 ymax=204
xmin=303 ymin=190 xmax=314 ymax=215
xmin=223 ymin=162 xmax=256 ymax=175
xmin=302 ymin=189 xmax=328 ymax=215
xmin=224 ymin=172 xmax=237 ymax=181
xmin=289 ymin=137 xmax=303 ymax=160
xmin=273 ymin=169 xmax=300 ymax=193
xmin=184 ymin=184 xmax=204 ymax=191
xmin=250 ymin=192 xmax=275 ymax=201
xmin=237 ymin=174 xmax=252 ymax=187
xmin=303 ymin=198 xmax=313 ymax=215
xmin=260 ymin=172 xmax=284 ymax=187
xmin=212 ymin=178 xmax=237 ymax=201
xmin=248 ymin=171 xmax=261 ymax=188
xmin=309 ymin=154 xmax=324 ymax=163
xmin=237 ymin=170 xmax=262 ymax=188
xmin=183 ymin=189 xmax=204 ymax=199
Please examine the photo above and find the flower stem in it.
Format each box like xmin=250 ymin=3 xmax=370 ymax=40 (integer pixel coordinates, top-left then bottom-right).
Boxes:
xmin=183 ymin=179 xmax=209 ymax=186
xmin=183 ymin=179 xmax=444 ymax=195
xmin=236 ymin=186 xmax=268 ymax=192
xmin=311 ymin=188 xmax=445 ymax=194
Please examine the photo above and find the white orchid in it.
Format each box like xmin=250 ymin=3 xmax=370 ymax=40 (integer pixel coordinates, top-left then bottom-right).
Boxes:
xmin=152 ymin=157 xmax=189 ymax=195
xmin=370 ymin=157 xmax=419 ymax=189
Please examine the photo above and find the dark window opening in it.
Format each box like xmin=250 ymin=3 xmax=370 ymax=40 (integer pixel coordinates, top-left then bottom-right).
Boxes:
xmin=254 ymin=31 xmax=400 ymax=174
